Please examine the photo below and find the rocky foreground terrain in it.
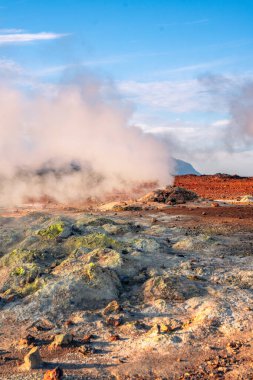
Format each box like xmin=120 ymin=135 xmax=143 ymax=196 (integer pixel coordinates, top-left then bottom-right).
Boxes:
xmin=0 ymin=179 xmax=252 ymax=379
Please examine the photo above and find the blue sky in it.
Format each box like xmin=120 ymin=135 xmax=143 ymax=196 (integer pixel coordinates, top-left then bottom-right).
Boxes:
xmin=0 ymin=0 xmax=253 ymax=174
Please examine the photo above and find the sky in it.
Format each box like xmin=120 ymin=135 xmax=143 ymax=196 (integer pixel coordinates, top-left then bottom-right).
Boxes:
xmin=0 ymin=0 xmax=252 ymax=175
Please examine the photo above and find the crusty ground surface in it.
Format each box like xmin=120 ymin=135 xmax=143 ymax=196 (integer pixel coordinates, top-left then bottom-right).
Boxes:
xmin=0 ymin=199 xmax=252 ymax=379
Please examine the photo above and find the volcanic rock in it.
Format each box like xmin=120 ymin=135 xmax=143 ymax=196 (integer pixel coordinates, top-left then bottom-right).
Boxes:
xmin=139 ymin=186 xmax=198 ymax=204
xmin=143 ymin=274 xmax=205 ymax=303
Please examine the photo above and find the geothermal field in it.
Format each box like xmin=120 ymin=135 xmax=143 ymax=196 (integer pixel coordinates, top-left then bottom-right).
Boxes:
xmin=0 ymin=2 xmax=253 ymax=380
xmin=0 ymin=175 xmax=252 ymax=380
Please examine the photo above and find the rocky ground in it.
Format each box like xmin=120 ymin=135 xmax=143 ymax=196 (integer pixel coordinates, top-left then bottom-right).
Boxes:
xmin=175 ymin=174 xmax=253 ymax=199
xmin=0 ymin=181 xmax=252 ymax=379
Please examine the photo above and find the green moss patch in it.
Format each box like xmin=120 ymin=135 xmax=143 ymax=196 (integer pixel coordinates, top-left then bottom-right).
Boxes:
xmin=0 ymin=248 xmax=37 ymax=267
xmin=66 ymin=233 xmax=123 ymax=251
xmin=1 ymin=261 xmax=44 ymax=299
xmin=36 ymin=222 xmax=64 ymax=239
xmin=3 ymin=277 xmax=43 ymax=298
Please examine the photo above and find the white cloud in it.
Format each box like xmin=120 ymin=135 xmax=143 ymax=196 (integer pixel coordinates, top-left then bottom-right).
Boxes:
xmin=34 ymin=52 xmax=180 ymax=77
xmin=0 ymin=32 xmax=68 ymax=44
xmin=0 ymin=58 xmax=23 ymax=73
xmin=34 ymin=56 xmax=128 ymax=76
xmin=194 ymin=150 xmax=253 ymax=176
xmin=131 ymin=115 xmax=239 ymax=158
xmin=142 ymin=121 xmax=229 ymax=149
xmin=137 ymin=118 xmax=253 ymax=176
xmin=118 ymin=79 xmax=211 ymax=113
xmin=155 ymin=58 xmax=233 ymax=76
xmin=212 ymin=119 xmax=231 ymax=127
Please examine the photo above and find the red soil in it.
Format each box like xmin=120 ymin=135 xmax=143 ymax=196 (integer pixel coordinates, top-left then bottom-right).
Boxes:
xmin=174 ymin=174 xmax=253 ymax=199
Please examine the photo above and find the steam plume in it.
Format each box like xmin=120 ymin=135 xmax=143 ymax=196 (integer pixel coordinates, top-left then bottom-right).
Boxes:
xmin=229 ymin=81 xmax=253 ymax=138
xmin=0 ymin=74 xmax=172 ymax=205
xmin=200 ymin=74 xmax=253 ymax=141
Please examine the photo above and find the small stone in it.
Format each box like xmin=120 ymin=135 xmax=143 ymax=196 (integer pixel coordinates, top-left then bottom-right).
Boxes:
xmin=78 ymin=345 xmax=95 ymax=356
xmin=50 ymin=333 xmax=73 ymax=348
xmin=18 ymin=334 xmax=35 ymax=348
xmin=211 ymin=202 xmax=220 ymax=207
xmin=118 ymin=357 xmax=127 ymax=363
xmin=30 ymin=319 xmax=54 ymax=332
xmin=106 ymin=316 xmax=123 ymax=327
xmin=102 ymin=300 xmax=121 ymax=316
xmin=64 ymin=319 xmax=74 ymax=327
xmin=43 ymin=367 xmax=63 ymax=380
xmin=21 ymin=347 xmax=43 ymax=370
xmin=6 ymin=294 xmax=15 ymax=303
xmin=83 ymin=334 xmax=94 ymax=343
xmin=109 ymin=334 xmax=120 ymax=342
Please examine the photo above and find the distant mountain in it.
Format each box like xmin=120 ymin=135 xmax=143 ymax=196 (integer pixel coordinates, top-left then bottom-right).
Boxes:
xmin=173 ymin=158 xmax=200 ymax=176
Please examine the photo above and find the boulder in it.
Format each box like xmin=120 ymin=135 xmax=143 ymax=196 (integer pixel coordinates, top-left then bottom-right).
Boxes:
xmin=143 ymin=275 xmax=205 ymax=303
xmin=139 ymin=186 xmax=198 ymax=204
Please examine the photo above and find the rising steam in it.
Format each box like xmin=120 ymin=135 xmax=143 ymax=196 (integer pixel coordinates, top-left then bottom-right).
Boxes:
xmin=229 ymin=81 xmax=253 ymax=138
xmin=200 ymin=74 xmax=253 ymax=142
xmin=0 ymin=74 xmax=172 ymax=205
